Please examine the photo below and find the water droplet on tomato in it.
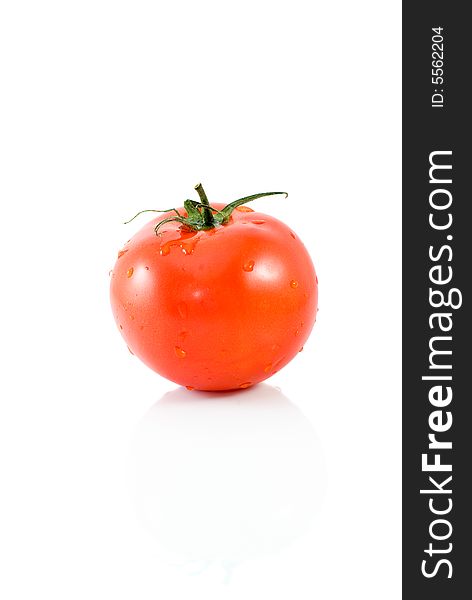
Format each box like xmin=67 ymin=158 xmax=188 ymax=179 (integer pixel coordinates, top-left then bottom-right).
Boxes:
xmin=160 ymin=229 xmax=199 ymax=257
xmin=236 ymin=206 xmax=254 ymax=212
xmin=186 ymin=385 xmax=194 ymax=391
xmin=177 ymin=302 xmax=188 ymax=319
xmin=290 ymin=279 xmax=298 ymax=288
xmin=127 ymin=267 xmax=134 ymax=278
xmin=239 ymin=382 xmax=252 ymax=389
xmin=174 ymin=346 xmax=187 ymax=358
xmin=251 ymin=219 xmax=265 ymax=225
xmin=145 ymin=266 xmax=149 ymax=270
xmin=264 ymin=363 xmax=272 ymax=373
xmin=243 ymin=260 xmax=255 ymax=272
xmin=290 ymin=232 xmax=296 ymax=239
xmin=117 ymin=249 xmax=128 ymax=259
xmin=180 ymin=242 xmax=194 ymax=255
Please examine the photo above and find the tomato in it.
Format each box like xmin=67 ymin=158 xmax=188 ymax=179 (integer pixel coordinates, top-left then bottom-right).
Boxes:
xmin=110 ymin=185 xmax=318 ymax=391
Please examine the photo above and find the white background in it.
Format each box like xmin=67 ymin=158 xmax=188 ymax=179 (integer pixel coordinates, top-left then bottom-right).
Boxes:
xmin=0 ymin=1 xmax=401 ymax=598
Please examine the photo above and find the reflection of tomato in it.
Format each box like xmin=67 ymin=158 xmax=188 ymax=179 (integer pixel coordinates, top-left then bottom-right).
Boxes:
xmin=110 ymin=186 xmax=318 ymax=391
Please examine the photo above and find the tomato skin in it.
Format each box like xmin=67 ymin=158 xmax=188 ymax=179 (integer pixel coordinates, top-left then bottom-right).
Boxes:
xmin=110 ymin=204 xmax=318 ymax=391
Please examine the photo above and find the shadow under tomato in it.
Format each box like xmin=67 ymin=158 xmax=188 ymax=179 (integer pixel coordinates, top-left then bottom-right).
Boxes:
xmin=129 ymin=384 xmax=326 ymax=577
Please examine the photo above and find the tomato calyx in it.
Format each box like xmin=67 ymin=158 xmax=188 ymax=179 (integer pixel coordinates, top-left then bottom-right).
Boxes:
xmin=124 ymin=183 xmax=288 ymax=235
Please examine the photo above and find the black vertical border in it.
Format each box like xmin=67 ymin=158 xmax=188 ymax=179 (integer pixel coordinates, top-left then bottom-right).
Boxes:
xmin=403 ymin=2 xmax=471 ymax=598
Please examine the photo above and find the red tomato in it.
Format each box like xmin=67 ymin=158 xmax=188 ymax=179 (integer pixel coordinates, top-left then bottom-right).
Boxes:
xmin=110 ymin=187 xmax=318 ymax=391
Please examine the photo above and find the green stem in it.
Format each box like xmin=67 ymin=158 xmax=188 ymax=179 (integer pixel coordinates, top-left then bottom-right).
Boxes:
xmin=124 ymin=184 xmax=288 ymax=235
xmin=194 ymin=183 xmax=214 ymax=227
